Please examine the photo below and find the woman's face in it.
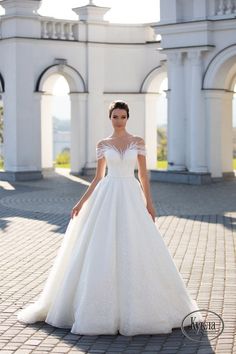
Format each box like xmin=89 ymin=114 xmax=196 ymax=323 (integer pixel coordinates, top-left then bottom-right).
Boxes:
xmin=110 ymin=108 xmax=128 ymax=129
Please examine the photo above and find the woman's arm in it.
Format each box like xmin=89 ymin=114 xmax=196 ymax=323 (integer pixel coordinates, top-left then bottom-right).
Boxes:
xmin=70 ymin=150 xmax=106 ymax=219
xmin=137 ymin=139 xmax=157 ymax=222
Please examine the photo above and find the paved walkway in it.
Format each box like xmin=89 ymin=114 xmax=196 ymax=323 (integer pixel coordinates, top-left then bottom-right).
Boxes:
xmin=0 ymin=168 xmax=235 ymax=354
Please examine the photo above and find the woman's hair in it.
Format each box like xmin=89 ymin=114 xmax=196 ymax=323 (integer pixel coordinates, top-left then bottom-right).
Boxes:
xmin=108 ymin=100 xmax=129 ymax=119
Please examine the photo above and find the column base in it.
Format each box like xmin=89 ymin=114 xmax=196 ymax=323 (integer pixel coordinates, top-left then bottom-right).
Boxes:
xmin=0 ymin=170 xmax=43 ymax=182
xmin=168 ymin=164 xmax=186 ymax=171
xmin=188 ymin=167 xmax=208 ymax=173
xmin=150 ymin=169 xmax=212 ymax=185
xmin=211 ymin=171 xmax=235 ymax=182
xmin=80 ymin=167 xmax=97 ymax=177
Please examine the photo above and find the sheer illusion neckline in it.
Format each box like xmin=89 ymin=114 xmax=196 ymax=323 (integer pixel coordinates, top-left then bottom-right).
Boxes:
xmin=100 ymin=140 xmax=138 ymax=159
xmin=96 ymin=136 xmax=146 ymax=160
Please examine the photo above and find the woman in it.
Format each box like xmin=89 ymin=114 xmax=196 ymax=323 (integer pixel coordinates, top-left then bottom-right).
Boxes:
xmin=17 ymin=100 xmax=203 ymax=335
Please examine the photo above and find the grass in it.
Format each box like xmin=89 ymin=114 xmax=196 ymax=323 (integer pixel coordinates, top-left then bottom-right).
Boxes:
xmin=157 ymin=160 xmax=168 ymax=169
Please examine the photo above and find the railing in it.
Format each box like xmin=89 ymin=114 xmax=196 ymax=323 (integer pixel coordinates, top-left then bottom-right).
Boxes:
xmin=41 ymin=19 xmax=78 ymax=40
xmin=215 ymin=0 xmax=236 ymax=16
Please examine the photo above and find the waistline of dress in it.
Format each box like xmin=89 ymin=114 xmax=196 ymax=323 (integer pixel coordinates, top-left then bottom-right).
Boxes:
xmin=105 ymin=174 xmax=135 ymax=179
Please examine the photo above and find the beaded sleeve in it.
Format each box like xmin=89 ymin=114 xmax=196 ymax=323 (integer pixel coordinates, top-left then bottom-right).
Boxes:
xmin=136 ymin=138 xmax=147 ymax=156
xmin=96 ymin=143 xmax=106 ymax=160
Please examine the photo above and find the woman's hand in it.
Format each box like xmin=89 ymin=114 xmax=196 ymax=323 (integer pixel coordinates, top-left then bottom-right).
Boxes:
xmin=147 ymin=203 xmax=157 ymax=222
xmin=71 ymin=202 xmax=83 ymax=219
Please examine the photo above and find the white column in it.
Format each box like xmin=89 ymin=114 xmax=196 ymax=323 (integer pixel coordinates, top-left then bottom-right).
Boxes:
xmin=41 ymin=93 xmax=53 ymax=169
xmin=70 ymin=92 xmax=87 ymax=175
xmin=3 ymin=88 xmax=42 ymax=173
xmin=33 ymin=92 xmax=43 ymax=170
xmin=205 ymin=90 xmax=225 ymax=178
xmin=188 ymin=50 xmax=208 ymax=173
xmin=144 ymin=93 xmax=159 ymax=169
xmin=221 ymin=91 xmax=234 ymax=173
xmin=83 ymin=41 xmax=105 ymax=169
xmin=167 ymin=52 xmax=186 ymax=171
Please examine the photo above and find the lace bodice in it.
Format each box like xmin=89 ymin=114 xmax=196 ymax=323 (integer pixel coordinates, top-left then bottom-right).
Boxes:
xmin=96 ymin=136 xmax=146 ymax=178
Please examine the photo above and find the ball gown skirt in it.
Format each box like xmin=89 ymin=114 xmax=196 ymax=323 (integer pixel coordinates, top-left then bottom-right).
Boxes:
xmin=17 ymin=140 xmax=203 ymax=335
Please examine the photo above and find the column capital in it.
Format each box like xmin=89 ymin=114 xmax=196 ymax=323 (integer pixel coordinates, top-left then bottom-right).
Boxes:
xmin=187 ymin=50 xmax=202 ymax=64
xmin=168 ymin=52 xmax=183 ymax=65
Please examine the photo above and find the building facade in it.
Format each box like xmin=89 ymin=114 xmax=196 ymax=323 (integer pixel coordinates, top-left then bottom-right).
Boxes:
xmin=0 ymin=0 xmax=235 ymax=183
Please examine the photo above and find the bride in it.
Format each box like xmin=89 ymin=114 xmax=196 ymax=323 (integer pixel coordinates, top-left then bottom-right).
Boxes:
xmin=17 ymin=99 xmax=203 ymax=335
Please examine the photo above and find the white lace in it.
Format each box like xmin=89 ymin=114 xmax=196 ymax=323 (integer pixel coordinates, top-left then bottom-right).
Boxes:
xmin=96 ymin=140 xmax=146 ymax=160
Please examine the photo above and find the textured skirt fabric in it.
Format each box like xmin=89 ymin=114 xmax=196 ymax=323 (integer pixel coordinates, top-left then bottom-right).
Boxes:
xmin=17 ymin=175 xmax=203 ymax=335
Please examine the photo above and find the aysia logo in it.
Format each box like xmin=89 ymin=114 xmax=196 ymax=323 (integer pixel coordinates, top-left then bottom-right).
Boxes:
xmin=181 ymin=309 xmax=224 ymax=342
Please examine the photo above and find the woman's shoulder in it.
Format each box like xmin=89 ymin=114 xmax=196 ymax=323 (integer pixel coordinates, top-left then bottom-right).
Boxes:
xmin=96 ymin=137 xmax=111 ymax=147
xmin=132 ymin=135 xmax=145 ymax=145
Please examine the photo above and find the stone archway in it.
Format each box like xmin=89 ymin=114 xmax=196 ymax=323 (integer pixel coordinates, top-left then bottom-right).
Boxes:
xmin=36 ymin=63 xmax=87 ymax=176
xmin=203 ymin=45 xmax=236 ymax=178
xmin=140 ymin=64 xmax=168 ymax=170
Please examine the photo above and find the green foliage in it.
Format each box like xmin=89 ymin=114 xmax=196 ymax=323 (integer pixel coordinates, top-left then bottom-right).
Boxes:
xmin=0 ymin=157 xmax=3 ymax=170
xmin=157 ymin=160 xmax=168 ymax=169
xmin=157 ymin=127 xmax=167 ymax=161
xmin=55 ymin=148 xmax=70 ymax=166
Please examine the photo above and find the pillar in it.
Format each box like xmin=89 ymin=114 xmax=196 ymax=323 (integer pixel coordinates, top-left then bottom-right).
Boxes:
xmin=221 ymin=91 xmax=234 ymax=173
xmin=144 ymin=93 xmax=159 ymax=169
xmin=205 ymin=89 xmax=234 ymax=178
xmin=41 ymin=93 xmax=53 ymax=170
xmin=167 ymin=52 xmax=186 ymax=171
xmin=70 ymin=92 xmax=87 ymax=175
xmin=1 ymin=83 xmax=43 ymax=181
xmin=188 ymin=50 xmax=208 ymax=172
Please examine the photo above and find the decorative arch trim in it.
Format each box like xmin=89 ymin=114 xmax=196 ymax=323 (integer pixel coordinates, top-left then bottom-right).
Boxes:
xmin=140 ymin=64 xmax=167 ymax=93
xmin=35 ymin=64 xmax=87 ymax=93
xmin=203 ymin=44 xmax=236 ymax=90
xmin=0 ymin=73 xmax=5 ymax=93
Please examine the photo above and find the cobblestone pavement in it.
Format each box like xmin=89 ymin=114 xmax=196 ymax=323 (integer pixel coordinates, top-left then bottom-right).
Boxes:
xmin=0 ymin=168 xmax=235 ymax=354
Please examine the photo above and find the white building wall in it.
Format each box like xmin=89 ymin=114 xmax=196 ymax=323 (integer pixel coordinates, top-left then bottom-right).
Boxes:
xmin=0 ymin=0 xmax=162 ymax=180
xmin=0 ymin=0 xmax=235 ymax=181
xmin=154 ymin=0 xmax=236 ymax=179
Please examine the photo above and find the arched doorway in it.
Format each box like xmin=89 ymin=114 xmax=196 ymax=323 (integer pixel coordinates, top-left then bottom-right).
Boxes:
xmin=36 ymin=64 xmax=87 ymax=176
xmin=40 ymin=74 xmax=70 ymax=171
xmin=52 ymin=76 xmax=70 ymax=169
xmin=203 ymin=45 xmax=236 ymax=178
xmin=140 ymin=65 xmax=168 ymax=170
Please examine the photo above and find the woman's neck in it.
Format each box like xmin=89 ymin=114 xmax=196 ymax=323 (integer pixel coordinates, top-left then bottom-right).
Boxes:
xmin=111 ymin=130 xmax=130 ymax=138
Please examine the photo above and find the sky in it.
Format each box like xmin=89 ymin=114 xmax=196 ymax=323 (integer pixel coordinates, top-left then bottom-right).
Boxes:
xmin=38 ymin=0 xmax=160 ymax=23
xmin=0 ymin=0 xmax=160 ymax=23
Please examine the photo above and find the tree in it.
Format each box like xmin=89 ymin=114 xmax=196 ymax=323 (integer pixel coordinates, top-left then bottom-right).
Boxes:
xmin=157 ymin=127 xmax=167 ymax=161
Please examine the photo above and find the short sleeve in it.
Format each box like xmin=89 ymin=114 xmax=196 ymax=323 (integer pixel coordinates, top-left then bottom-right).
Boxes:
xmin=96 ymin=142 xmax=106 ymax=160
xmin=136 ymin=137 xmax=147 ymax=156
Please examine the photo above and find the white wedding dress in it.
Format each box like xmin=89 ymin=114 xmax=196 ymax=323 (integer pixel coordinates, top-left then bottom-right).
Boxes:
xmin=17 ymin=136 xmax=203 ymax=335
